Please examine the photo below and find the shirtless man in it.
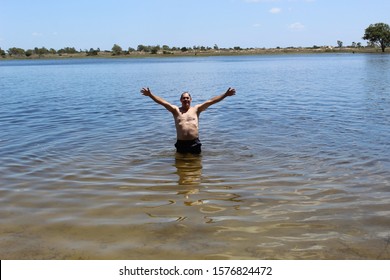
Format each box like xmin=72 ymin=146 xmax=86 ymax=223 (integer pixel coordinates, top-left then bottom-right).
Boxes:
xmin=140 ymin=87 xmax=236 ymax=154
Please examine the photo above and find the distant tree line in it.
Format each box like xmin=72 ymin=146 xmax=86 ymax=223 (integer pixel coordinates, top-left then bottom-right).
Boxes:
xmin=0 ymin=44 xmax=243 ymax=58
xmin=335 ymin=40 xmax=363 ymax=48
xmin=1 ymin=22 xmax=389 ymax=58
xmin=2 ymin=46 xmax=79 ymax=57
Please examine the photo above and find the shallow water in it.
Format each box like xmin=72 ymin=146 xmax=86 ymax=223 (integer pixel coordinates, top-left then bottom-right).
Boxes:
xmin=1 ymin=54 xmax=390 ymax=259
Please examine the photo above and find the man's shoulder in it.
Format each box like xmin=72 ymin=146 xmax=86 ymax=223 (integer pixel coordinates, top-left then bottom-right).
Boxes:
xmin=190 ymin=105 xmax=203 ymax=113
xmin=193 ymin=103 xmax=207 ymax=113
xmin=170 ymin=105 xmax=181 ymax=114
xmin=192 ymin=104 xmax=202 ymax=110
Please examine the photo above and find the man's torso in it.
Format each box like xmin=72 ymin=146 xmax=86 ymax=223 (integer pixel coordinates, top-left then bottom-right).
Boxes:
xmin=173 ymin=106 xmax=200 ymax=140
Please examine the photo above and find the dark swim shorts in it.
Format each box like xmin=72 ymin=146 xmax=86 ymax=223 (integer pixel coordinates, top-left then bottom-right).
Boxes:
xmin=175 ymin=138 xmax=202 ymax=154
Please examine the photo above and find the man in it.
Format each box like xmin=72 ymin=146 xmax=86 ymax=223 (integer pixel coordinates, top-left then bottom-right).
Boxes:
xmin=140 ymin=87 xmax=236 ymax=154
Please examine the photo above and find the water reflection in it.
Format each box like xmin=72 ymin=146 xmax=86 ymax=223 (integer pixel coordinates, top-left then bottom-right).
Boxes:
xmin=174 ymin=153 xmax=203 ymax=186
xmin=173 ymin=153 xmax=204 ymax=206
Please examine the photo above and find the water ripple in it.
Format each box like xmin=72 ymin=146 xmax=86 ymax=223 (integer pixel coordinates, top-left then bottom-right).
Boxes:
xmin=1 ymin=54 xmax=390 ymax=259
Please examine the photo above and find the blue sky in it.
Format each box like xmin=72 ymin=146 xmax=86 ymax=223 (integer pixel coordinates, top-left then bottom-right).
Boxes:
xmin=1 ymin=0 xmax=389 ymax=50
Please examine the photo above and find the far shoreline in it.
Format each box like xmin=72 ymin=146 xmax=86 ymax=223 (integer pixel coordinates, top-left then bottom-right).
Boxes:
xmin=1 ymin=46 xmax=388 ymax=61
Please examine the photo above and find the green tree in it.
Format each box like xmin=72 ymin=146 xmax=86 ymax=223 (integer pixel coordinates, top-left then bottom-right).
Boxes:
xmin=137 ymin=44 xmax=151 ymax=52
xmin=25 ymin=49 xmax=33 ymax=57
xmin=58 ymin=47 xmax=77 ymax=54
xmin=112 ymin=44 xmax=123 ymax=55
xmin=150 ymin=45 xmax=160 ymax=54
xmin=87 ymin=48 xmax=99 ymax=56
xmin=0 ymin=47 xmax=6 ymax=56
xmin=34 ymin=47 xmax=49 ymax=56
xmin=7 ymin=47 xmax=25 ymax=56
xmin=363 ymin=22 xmax=390 ymax=52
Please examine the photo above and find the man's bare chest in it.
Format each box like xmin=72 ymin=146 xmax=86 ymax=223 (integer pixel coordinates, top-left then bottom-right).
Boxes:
xmin=175 ymin=108 xmax=199 ymax=124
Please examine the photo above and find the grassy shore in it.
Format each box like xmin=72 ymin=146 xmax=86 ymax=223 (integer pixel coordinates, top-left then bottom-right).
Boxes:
xmin=1 ymin=46 xmax=387 ymax=60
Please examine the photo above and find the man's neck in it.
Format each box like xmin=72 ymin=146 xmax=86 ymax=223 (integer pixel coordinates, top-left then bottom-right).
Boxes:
xmin=180 ymin=105 xmax=191 ymax=113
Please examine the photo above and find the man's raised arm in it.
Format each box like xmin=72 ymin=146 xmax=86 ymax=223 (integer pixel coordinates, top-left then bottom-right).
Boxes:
xmin=140 ymin=87 xmax=177 ymax=113
xmin=197 ymin=87 xmax=236 ymax=113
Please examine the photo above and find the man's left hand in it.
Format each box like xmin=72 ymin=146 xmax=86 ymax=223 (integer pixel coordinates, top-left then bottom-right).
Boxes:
xmin=225 ymin=87 xmax=236 ymax=96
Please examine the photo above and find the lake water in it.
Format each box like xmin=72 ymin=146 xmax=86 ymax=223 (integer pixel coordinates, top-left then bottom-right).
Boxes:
xmin=1 ymin=54 xmax=389 ymax=259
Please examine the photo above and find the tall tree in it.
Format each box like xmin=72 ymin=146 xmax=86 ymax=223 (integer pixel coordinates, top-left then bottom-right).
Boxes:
xmin=112 ymin=44 xmax=123 ymax=55
xmin=363 ymin=22 xmax=390 ymax=52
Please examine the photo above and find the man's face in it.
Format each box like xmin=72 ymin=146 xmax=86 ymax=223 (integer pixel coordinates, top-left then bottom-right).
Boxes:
xmin=180 ymin=93 xmax=192 ymax=107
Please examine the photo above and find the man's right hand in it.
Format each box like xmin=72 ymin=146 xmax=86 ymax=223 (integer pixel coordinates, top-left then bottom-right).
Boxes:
xmin=140 ymin=87 xmax=152 ymax=97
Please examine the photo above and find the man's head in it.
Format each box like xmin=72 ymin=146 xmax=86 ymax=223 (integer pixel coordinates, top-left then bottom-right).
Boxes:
xmin=180 ymin=92 xmax=192 ymax=109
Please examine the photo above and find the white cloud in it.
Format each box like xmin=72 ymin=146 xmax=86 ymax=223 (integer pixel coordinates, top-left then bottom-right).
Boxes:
xmin=253 ymin=23 xmax=262 ymax=28
xmin=288 ymin=22 xmax=305 ymax=30
xmin=269 ymin=7 xmax=282 ymax=14
xmin=32 ymin=32 xmax=43 ymax=37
